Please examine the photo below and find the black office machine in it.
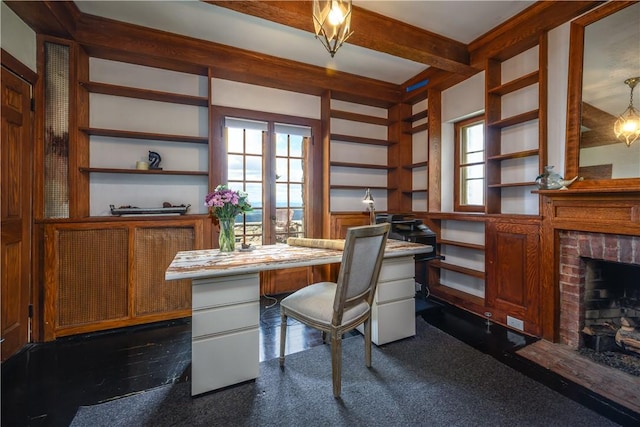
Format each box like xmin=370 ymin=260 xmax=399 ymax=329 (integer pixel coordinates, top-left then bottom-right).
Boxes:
xmin=375 ymin=213 xmax=437 ymax=298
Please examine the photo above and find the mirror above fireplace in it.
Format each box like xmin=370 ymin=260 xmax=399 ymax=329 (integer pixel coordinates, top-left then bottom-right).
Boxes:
xmin=565 ymin=1 xmax=640 ymax=189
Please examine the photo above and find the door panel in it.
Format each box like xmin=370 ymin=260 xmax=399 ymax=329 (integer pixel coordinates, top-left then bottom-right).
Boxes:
xmin=1 ymin=67 xmax=32 ymax=361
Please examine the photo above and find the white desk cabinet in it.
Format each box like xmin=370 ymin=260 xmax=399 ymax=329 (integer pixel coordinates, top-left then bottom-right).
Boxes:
xmin=357 ymin=256 xmax=416 ymax=345
xmin=191 ymin=273 xmax=260 ymax=396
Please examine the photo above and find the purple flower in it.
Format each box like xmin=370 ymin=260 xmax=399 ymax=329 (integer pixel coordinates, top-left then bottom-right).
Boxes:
xmin=204 ymin=184 xmax=253 ymax=219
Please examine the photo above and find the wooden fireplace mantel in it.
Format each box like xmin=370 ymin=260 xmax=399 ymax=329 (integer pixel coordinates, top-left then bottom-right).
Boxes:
xmin=537 ymin=188 xmax=640 ymax=341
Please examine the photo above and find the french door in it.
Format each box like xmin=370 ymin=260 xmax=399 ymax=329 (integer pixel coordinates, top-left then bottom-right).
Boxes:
xmin=213 ymin=108 xmax=322 ymax=294
xmin=225 ymin=117 xmax=309 ymax=246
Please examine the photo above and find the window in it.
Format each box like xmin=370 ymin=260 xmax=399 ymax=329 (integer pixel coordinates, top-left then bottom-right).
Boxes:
xmin=454 ymin=116 xmax=485 ymax=212
xmin=225 ymin=117 xmax=310 ymax=245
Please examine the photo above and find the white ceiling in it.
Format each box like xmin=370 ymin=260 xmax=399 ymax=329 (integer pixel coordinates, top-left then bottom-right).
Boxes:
xmin=74 ymin=1 xmax=535 ymax=85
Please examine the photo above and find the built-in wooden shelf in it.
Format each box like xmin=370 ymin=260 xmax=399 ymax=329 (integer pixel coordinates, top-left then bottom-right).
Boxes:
xmin=403 ymin=161 xmax=428 ymax=170
xmin=487 ymin=181 xmax=536 ymax=188
xmin=402 ymin=189 xmax=428 ymax=195
xmin=330 ymin=161 xmax=396 ymax=170
xmin=488 ymin=71 xmax=539 ymax=96
xmin=438 ymin=239 xmax=485 ymax=251
xmin=487 ymin=109 xmax=539 ymax=129
xmin=330 ymin=185 xmax=394 ymax=190
xmin=407 ymin=122 xmax=428 ymax=134
xmin=330 ymin=134 xmax=395 ymax=146
xmin=330 ymin=110 xmax=390 ymax=126
xmin=79 ymin=167 xmax=208 ymax=176
xmin=404 ymin=110 xmax=428 ymax=123
xmin=79 ymin=127 xmax=208 ymax=144
xmin=429 ymin=260 xmax=485 ymax=279
xmin=487 ymin=149 xmax=539 ymax=161
xmin=79 ymin=81 xmax=209 ymax=107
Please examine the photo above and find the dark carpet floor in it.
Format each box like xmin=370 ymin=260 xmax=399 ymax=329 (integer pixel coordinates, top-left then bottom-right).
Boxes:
xmin=70 ymin=317 xmax=619 ymax=427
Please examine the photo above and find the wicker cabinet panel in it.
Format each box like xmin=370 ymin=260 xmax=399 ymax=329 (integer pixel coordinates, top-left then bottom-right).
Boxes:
xmin=57 ymin=228 xmax=129 ymax=327
xmin=134 ymin=227 xmax=193 ymax=316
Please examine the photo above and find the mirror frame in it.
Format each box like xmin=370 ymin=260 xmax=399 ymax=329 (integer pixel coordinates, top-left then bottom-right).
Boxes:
xmin=565 ymin=0 xmax=640 ymax=190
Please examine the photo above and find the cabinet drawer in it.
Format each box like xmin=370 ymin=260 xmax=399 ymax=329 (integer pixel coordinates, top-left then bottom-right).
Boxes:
xmin=379 ymin=257 xmax=414 ymax=282
xmin=371 ymin=298 xmax=416 ymax=344
xmin=375 ymin=278 xmax=415 ymax=304
xmin=192 ymin=328 xmax=259 ymax=395
xmin=192 ymin=273 xmax=259 ymax=309
xmin=192 ymin=301 xmax=259 ymax=338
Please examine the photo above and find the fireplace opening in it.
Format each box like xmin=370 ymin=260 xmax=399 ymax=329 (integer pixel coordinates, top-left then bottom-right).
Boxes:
xmin=580 ymin=258 xmax=640 ymax=376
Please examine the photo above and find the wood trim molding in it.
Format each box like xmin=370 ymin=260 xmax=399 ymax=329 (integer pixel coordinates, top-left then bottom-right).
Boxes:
xmin=0 ymin=48 xmax=38 ymax=84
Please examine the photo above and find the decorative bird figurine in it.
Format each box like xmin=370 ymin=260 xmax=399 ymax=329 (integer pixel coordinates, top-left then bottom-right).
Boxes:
xmin=148 ymin=151 xmax=162 ymax=169
xmin=556 ymin=175 xmax=581 ymax=190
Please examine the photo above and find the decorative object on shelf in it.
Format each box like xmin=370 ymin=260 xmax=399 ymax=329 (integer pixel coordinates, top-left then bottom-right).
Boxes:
xmin=135 ymin=161 xmax=149 ymax=170
xmin=613 ymin=77 xmax=640 ymax=147
xmin=148 ymin=151 xmax=162 ymax=169
xmin=205 ymin=184 xmax=253 ymax=252
xmin=312 ymin=0 xmax=353 ymax=58
xmin=109 ymin=203 xmax=190 ymax=216
xmin=362 ymin=188 xmax=375 ymax=225
xmin=535 ymin=166 xmax=580 ymax=190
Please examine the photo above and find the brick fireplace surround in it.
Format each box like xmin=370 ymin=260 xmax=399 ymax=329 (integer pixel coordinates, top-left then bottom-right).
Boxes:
xmin=558 ymin=231 xmax=640 ymax=348
xmin=539 ymin=190 xmax=640 ymax=342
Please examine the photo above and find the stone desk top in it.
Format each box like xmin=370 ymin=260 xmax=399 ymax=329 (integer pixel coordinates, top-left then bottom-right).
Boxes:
xmin=166 ymin=240 xmax=433 ymax=281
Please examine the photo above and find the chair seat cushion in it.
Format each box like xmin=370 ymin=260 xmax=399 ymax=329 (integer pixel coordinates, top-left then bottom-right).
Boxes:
xmin=281 ymin=282 xmax=369 ymax=327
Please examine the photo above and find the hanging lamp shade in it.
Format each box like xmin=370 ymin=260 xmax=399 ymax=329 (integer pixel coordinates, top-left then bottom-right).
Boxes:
xmin=312 ymin=0 xmax=354 ymax=57
xmin=613 ymin=77 xmax=640 ymax=147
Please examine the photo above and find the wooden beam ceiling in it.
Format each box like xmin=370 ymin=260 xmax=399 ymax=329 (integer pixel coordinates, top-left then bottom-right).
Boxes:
xmin=207 ymin=1 xmax=477 ymax=76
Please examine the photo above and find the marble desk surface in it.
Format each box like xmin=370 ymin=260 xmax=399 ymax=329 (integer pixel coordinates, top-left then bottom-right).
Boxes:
xmin=166 ymin=240 xmax=433 ymax=281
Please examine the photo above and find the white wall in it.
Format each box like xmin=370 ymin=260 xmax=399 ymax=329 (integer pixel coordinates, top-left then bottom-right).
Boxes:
xmin=0 ymin=1 xmax=37 ymax=71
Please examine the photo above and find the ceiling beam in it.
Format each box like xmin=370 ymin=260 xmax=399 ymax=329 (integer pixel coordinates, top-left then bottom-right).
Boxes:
xmin=206 ymin=1 xmax=476 ymax=76
xmin=72 ymin=12 xmax=402 ymax=107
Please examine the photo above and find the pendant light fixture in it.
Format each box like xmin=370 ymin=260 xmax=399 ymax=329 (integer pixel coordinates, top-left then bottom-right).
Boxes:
xmin=613 ymin=76 xmax=640 ymax=147
xmin=312 ymin=0 xmax=354 ymax=58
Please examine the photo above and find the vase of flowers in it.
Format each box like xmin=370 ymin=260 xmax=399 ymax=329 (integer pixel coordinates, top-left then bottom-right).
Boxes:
xmin=204 ymin=184 xmax=253 ymax=252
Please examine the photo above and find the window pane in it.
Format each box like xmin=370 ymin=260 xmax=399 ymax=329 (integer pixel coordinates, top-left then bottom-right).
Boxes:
xmin=463 ymin=164 xmax=484 ymax=180
xmin=289 ymin=184 xmax=303 ymax=206
xmin=290 ymin=135 xmax=303 ymax=157
xmin=227 ymin=128 xmax=243 ymax=153
xmin=245 ymin=183 xmax=263 ymax=209
xmin=245 ymin=155 xmax=262 ymax=180
xmin=276 ymin=134 xmax=288 ymax=156
xmin=464 ymin=179 xmax=484 ymax=205
xmin=276 ymin=158 xmax=288 ymax=181
xmin=463 ymin=151 xmax=484 ymax=164
xmin=228 ymin=154 xmax=244 ymax=180
xmin=465 ymin=124 xmax=484 ymax=151
xmin=245 ymin=129 xmax=262 ymax=154
xmin=289 ymin=159 xmax=303 ymax=182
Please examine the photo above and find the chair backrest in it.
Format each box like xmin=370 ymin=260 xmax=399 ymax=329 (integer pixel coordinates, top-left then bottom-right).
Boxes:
xmin=332 ymin=223 xmax=390 ymax=326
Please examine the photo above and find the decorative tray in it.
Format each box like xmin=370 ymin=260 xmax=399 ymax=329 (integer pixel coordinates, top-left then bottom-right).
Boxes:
xmin=110 ymin=204 xmax=190 ymax=216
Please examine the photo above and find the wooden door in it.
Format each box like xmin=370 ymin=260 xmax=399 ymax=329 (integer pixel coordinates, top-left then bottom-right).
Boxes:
xmin=1 ymin=67 xmax=33 ymax=361
xmin=486 ymin=219 xmax=541 ymax=336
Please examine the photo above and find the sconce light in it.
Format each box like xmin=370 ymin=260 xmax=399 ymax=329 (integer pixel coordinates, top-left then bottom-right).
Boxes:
xmin=312 ymin=0 xmax=354 ymax=58
xmin=613 ymin=76 xmax=640 ymax=147
xmin=362 ymin=188 xmax=375 ymax=225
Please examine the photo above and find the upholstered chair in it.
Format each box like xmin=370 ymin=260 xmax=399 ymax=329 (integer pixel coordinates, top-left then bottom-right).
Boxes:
xmin=279 ymin=223 xmax=390 ymax=397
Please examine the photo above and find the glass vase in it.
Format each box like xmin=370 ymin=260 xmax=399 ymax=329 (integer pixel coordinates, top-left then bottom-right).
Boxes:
xmin=218 ymin=217 xmax=236 ymax=252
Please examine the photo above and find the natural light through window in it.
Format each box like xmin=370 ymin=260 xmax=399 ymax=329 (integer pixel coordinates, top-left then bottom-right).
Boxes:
xmin=455 ymin=117 xmax=485 ymax=212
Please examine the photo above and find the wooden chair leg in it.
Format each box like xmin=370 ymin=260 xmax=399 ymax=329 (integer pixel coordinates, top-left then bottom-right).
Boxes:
xmin=279 ymin=312 xmax=287 ymax=367
xmin=365 ymin=318 xmax=372 ymax=368
xmin=331 ymin=332 xmax=342 ymax=397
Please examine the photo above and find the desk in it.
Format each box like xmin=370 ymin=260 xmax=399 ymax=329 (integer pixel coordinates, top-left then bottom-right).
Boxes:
xmin=166 ymin=240 xmax=432 ymax=396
